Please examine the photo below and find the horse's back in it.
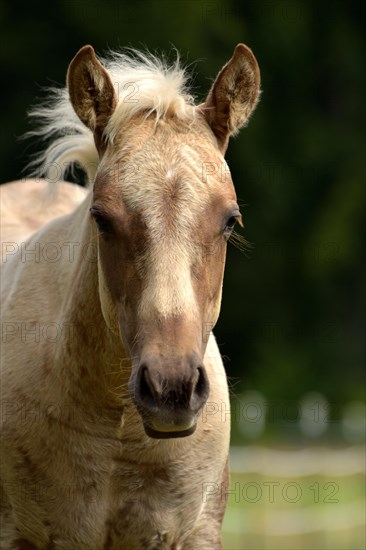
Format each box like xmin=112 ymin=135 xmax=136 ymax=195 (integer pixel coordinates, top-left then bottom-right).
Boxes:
xmin=0 ymin=178 xmax=89 ymax=381
xmin=0 ymin=179 xmax=87 ymax=252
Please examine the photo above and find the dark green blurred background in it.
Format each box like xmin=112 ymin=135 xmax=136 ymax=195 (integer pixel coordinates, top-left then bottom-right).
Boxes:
xmin=1 ymin=0 xmax=365 ymax=440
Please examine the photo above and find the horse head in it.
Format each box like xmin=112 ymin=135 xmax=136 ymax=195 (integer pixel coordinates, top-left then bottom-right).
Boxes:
xmin=67 ymin=44 xmax=260 ymax=437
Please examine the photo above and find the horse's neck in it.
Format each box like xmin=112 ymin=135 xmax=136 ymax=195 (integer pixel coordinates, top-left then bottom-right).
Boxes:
xmin=53 ymin=195 xmax=128 ymax=412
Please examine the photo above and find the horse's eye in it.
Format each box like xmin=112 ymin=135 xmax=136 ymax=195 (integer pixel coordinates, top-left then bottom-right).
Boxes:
xmin=223 ymin=209 xmax=242 ymax=235
xmin=90 ymin=208 xmax=113 ymax=234
xmin=224 ymin=215 xmax=240 ymax=235
xmin=225 ymin=216 xmax=237 ymax=232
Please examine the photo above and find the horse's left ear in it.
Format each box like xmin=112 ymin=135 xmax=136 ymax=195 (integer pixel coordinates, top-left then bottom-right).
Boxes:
xmin=67 ymin=45 xmax=117 ymax=154
xmin=200 ymin=44 xmax=261 ymax=154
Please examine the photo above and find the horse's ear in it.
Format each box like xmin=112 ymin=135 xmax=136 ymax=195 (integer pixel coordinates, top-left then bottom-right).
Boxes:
xmin=67 ymin=45 xmax=117 ymax=154
xmin=200 ymin=44 xmax=261 ymax=154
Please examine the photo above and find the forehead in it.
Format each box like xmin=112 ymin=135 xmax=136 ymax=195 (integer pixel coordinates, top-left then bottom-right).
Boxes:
xmin=95 ymin=115 xmax=237 ymax=214
xmin=94 ymin=116 xmax=237 ymax=320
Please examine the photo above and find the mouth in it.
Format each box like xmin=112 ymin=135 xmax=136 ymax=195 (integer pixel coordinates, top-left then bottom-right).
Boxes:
xmin=143 ymin=422 xmax=197 ymax=439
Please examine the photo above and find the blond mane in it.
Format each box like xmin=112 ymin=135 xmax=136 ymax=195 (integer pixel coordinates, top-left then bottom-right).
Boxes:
xmin=25 ymin=49 xmax=196 ymax=183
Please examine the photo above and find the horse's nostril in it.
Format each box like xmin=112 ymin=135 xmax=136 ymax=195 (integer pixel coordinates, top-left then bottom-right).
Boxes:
xmin=135 ymin=362 xmax=209 ymax=416
xmin=194 ymin=367 xmax=206 ymax=398
xmin=138 ymin=367 xmax=158 ymax=408
xmin=191 ymin=366 xmax=210 ymax=407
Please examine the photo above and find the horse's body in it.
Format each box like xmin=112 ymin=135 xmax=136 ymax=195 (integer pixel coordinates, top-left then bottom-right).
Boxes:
xmin=0 ymin=179 xmax=88 ymax=245
xmin=1 ymin=44 xmax=260 ymax=549
xmin=1 ymin=182 xmax=230 ymax=549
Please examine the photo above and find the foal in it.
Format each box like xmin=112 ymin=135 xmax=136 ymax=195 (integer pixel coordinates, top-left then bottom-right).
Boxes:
xmin=0 ymin=44 xmax=260 ymax=549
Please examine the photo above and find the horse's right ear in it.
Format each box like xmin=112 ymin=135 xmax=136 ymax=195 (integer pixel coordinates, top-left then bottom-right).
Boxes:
xmin=200 ymin=44 xmax=261 ymax=154
xmin=67 ymin=45 xmax=117 ymax=154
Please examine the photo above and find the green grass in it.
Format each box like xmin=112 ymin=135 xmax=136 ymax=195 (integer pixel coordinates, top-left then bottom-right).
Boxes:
xmin=222 ymin=447 xmax=365 ymax=550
